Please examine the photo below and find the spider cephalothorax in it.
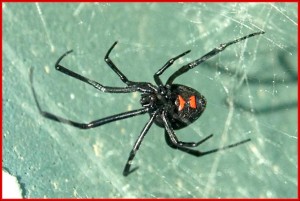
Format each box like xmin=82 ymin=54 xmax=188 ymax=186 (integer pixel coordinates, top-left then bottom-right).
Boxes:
xmin=30 ymin=31 xmax=264 ymax=176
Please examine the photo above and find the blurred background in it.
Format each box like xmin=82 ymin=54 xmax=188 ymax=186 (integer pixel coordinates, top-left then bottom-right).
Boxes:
xmin=3 ymin=3 xmax=297 ymax=198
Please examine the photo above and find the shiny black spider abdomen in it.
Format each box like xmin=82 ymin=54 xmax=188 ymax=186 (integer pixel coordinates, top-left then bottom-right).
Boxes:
xmin=169 ymin=84 xmax=207 ymax=129
xmin=30 ymin=31 xmax=264 ymax=176
xmin=146 ymin=84 xmax=207 ymax=130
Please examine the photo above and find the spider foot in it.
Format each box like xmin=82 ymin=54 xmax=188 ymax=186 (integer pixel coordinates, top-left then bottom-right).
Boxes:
xmin=55 ymin=50 xmax=74 ymax=68
xmin=123 ymin=166 xmax=139 ymax=177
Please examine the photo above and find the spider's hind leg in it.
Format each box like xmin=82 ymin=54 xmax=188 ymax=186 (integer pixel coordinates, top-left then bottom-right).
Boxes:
xmin=164 ymin=130 xmax=213 ymax=157
xmin=164 ymin=130 xmax=251 ymax=157
xmin=166 ymin=31 xmax=265 ymax=85
xmin=154 ymin=50 xmax=191 ymax=86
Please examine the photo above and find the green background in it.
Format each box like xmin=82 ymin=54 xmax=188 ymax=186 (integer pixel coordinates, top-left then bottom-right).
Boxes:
xmin=3 ymin=3 xmax=297 ymax=198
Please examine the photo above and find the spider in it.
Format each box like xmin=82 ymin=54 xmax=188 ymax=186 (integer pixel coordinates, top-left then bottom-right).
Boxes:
xmin=30 ymin=31 xmax=264 ymax=176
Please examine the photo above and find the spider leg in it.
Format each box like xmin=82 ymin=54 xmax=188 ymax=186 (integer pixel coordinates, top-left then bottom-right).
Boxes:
xmin=54 ymin=50 xmax=156 ymax=93
xmin=162 ymin=111 xmax=251 ymax=156
xmin=123 ymin=110 xmax=159 ymax=176
xmin=105 ymin=42 xmax=158 ymax=93
xmin=166 ymin=31 xmax=265 ymax=85
xmin=161 ymin=111 xmax=214 ymax=148
xmin=164 ymin=130 xmax=206 ymax=149
xmin=30 ymin=67 xmax=148 ymax=129
xmin=165 ymin=131 xmax=251 ymax=157
xmin=54 ymin=52 xmax=138 ymax=93
xmin=154 ymin=50 xmax=191 ymax=86
xmin=104 ymin=41 xmax=135 ymax=86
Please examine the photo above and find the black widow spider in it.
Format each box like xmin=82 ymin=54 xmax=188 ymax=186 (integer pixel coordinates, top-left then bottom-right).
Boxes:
xmin=30 ymin=31 xmax=264 ymax=176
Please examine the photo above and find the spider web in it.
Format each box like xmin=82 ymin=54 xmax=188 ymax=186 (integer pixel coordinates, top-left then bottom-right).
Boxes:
xmin=3 ymin=3 xmax=297 ymax=198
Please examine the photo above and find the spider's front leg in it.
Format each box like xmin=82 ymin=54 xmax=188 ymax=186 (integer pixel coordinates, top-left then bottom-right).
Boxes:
xmin=104 ymin=41 xmax=134 ymax=86
xmin=104 ymin=42 xmax=158 ymax=93
xmin=54 ymin=49 xmax=157 ymax=94
xmin=29 ymin=67 xmax=149 ymax=129
xmin=54 ymin=50 xmax=138 ymax=93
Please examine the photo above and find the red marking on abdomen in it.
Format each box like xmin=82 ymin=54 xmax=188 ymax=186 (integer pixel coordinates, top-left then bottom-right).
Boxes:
xmin=189 ymin=95 xmax=197 ymax=109
xmin=177 ymin=95 xmax=186 ymax=111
